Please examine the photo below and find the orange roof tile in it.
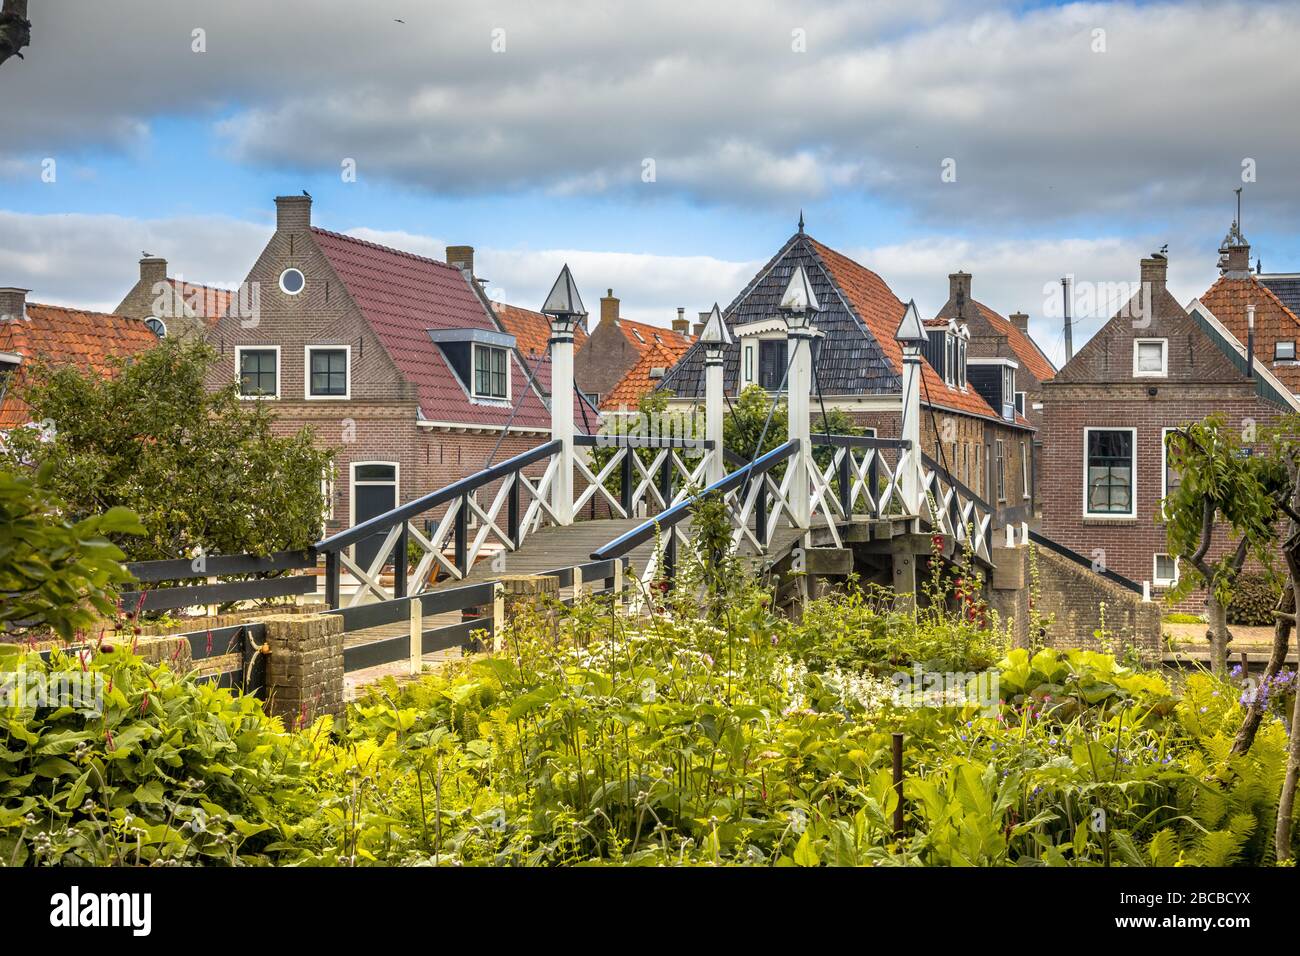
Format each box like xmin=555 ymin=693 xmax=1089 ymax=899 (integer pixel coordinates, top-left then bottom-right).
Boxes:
xmin=806 ymin=239 xmax=1020 ymax=425
xmin=166 ymin=278 xmax=233 ymax=328
xmin=972 ymin=302 xmax=1057 ymax=383
xmin=617 ymin=317 xmax=692 ymax=357
xmin=0 ymin=303 xmax=159 ymax=428
xmin=494 ymin=301 xmax=587 ymax=360
xmin=1200 ymin=274 xmax=1300 ymax=394
xmin=600 ymin=323 xmax=695 ymax=411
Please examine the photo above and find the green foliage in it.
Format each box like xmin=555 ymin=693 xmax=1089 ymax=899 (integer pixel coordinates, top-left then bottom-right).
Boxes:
xmin=0 ymin=465 xmax=142 ymax=639
xmin=724 ymin=384 xmax=860 ymax=468
xmin=1163 ymin=416 xmax=1282 ymax=607
xmin=3 ymin=534 xmax=1296 ymax=866
xmin=1 ymin=339 xmax=333 ymax=561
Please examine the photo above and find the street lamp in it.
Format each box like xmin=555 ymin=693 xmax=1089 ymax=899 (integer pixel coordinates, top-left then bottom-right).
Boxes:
xmin=541 ymin=263 xmax=587 ymax=339
xmin=777 ymin=264 xmax=820 ymax=330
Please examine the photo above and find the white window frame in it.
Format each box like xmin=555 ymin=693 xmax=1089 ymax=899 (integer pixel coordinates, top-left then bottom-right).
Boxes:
xmin=305 ymin=344 xmax=351 ymax=400
xmin=1015 ymin=390 xmax=1026 ymax=416
xmin=742 ymin=340 xmax=756 ymax=387
xmin=1133 ymin=338 xmax=1168 ymax=378
xmin=1276 ymin=340 xmax=1296 ymax=363
xmin=470 ymin=342 xmax=512 ymax=402
xmin=1083 ymin=426 xmax=1137 ymax=519
xmin=279 ymin=268 xmax=306 ymax=296
xmin=1153 ymin=553 xmax=1180 ymax=588
xmin=1021 ymin=440 xmax=1030 ymax=499
xmin=235 ymin=344 xmax=280 ymax=400
xmin=995 ymin=439 xmax=1007 ymax=502
xmin=144 ymin=316 xmax=167 ymax=338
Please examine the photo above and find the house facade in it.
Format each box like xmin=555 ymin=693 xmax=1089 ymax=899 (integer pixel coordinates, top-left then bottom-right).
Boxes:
xmin=1039 ymin=250 xmax=1297 ymax=602
xmin=116 ymin=256 xmax=234 ymax=343
xmin=574 ymin=289 xmax=694 ymax=412
xmin=202 ymin=196 xmax=591 ymax=564
xmin=657 ymin=226 xmax=1036 ymax=525
xmin=931 ymin=271 xmax=1057 ymax=513
xmin=0 ymin=287 xmax=159 ymax=429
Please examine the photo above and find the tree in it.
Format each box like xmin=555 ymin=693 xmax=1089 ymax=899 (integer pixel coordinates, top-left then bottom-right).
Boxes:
xmin=1164 ymin=416 xmax=1283 ymax=677
xmin=1 ymin=339 xmax=333 ymax=562
xmin=724 ymin=383 xmax=860 ymax=468
xmin=0 ymin=463 xmax=142 ymax=640
xmin=0 ymin=0 xmax=30 ymax=68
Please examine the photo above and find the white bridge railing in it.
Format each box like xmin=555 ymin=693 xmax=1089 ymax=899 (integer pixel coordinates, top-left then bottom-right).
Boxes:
xmin=316 ymin=437 xmax=716 ymax=608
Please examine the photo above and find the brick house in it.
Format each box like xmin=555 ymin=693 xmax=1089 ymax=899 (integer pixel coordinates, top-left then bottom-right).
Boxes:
xmin=116 ymin=256 xmax=234 ymax=343
xmin=1039 ymin=250 xmax=1297 ymax=602
xmin=657 ymin=225 xmax=1036 ymax=525
xmin=574 ymin=288 xmax=694 ymax=412
xmin=1197 ymin=220 xmax=1300 ymax=400
xmin=931 ymin=271 xmax=1057 ymax=512
xmin=202 ymin=196 xmax=593 ymax=567
xmin=0 ymin=287 xmax=159 ymax=428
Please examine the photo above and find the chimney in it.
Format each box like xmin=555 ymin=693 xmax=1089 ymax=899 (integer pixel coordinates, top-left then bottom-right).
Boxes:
xmin=274 ymin=194 xmax=312 ymax=233
xmin=672 ymin=307 xmax=689 ymax=335
xmin=1246 ymin=303 xmax=1256 ymax=377
xmin=949 ymin=271 xmax=972 ymax=316
xmin=446 ymin=245 xmax=474 ymax=277
xmin=0 ymin=287 xmax=29 ymax=322
xmin=1217 ymin=220 xmax=1251 ymax=277
xmin=694 ymin=311 xmax=708 ymax=338
xmin=1061 ymin=277 xmax=1074 ymax=363
xmin=1009 ymin=311 xmax=1029 ymax=333
xmin=139 ymin=256 xmax=168 ymax=289
xmin=594 ymin=289 xmax=619 ymax=328
xmin=1140 ymin=253 xmax=1168 ymax=296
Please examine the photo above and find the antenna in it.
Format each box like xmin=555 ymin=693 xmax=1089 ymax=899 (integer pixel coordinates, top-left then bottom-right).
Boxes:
xmin=1061 ymin=276 xmax=1073 ymax=363
xmin=1235 ymin=186 xmax=1243 ymax=232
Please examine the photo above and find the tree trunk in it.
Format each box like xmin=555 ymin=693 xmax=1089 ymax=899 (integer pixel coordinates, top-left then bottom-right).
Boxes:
xmin=0 ymin=0 xmax=30 ymax=68
xmin=1231 ymin=586 xmax=1295 ymax=755
xmin=1275 ymin=584 xmax=1300 ymax=862
xmin=1206 ymin=597 xmax=1231 ymax=678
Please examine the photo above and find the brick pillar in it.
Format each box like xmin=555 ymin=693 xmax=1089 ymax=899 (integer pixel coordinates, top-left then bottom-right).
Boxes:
xmin=988 ymin=544 xmax=1030 ymax=648
xmin=497 ymin=575 xmax=560 ymax=647
xmin=263 ymin=613 xmax=344 ymax=727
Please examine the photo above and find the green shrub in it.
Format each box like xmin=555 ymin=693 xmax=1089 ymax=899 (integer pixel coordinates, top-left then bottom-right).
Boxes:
xmin=1226 ymin=574 xmax=1283 ymax=626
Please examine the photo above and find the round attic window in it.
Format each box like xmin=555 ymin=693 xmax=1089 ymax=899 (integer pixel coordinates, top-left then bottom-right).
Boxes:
xmin=144 ymin=317 xmax=167 ymax=338
xmin=279 ymin=268 xmax=305 ymax=295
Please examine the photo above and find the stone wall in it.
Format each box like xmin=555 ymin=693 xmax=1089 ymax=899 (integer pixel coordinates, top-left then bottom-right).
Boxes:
xmin=263 ymin=613 xmax=345 ymax=728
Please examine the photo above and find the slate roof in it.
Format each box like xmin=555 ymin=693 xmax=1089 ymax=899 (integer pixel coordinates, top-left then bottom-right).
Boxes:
xmin=0 ymin=304 xmax=159 ymax=428
xmin=1260 ymin=273 xmax=1300 ymax=317
xmin=310 ymin=228 xmax=560 ymax=431
xmin=1199 ymin=272 xmax=1300 ymax=394
xmin=658 ymin=231 xmax=1029 ymax=429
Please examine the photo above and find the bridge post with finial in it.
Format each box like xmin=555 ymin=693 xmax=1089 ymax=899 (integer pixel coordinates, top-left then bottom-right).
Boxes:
xmin=895 ymin=300 xmax=928 ymax=522
xmin=541 ymin=264 xmax=586 ymax=525
xmin=778 ymin=264 xmax=819 ymax=529
xmin=698 ymin=303 xmax=731 ymax=486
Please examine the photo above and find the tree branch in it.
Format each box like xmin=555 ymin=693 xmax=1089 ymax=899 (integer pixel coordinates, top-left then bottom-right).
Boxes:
xmin=0 ymin=0 xmax=30 ymax=68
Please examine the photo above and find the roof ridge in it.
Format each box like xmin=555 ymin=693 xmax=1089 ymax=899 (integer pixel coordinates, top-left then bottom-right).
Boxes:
xmin=309 ymin=226 xmax=460 ymax=272
xmin=1208 ymin=272 xmax=1300 ymax=331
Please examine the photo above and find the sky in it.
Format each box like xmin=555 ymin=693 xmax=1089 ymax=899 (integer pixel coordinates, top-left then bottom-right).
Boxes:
xmin=2 ymin=0 xmax=1298 ymax=367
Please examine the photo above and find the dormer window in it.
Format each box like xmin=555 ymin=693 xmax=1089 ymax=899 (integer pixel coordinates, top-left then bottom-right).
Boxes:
xmin=473 ymin=343 xmax=509 ymax=400
xmin=1133 ymin=338 xmax=1167 ymax=377
xmin=427 ymin=327 xmax=516 ymax=402
xmin=1001 ymin=366 xmax=1016 ymax=420
xmin=1277 ymin=341 xmax=1296 ymax=363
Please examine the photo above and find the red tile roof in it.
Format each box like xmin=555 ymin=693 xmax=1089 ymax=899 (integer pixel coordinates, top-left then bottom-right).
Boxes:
xmin=310 ymin=228 xmax=555 ymax=430
xmin=972 ymin=303 xmax=1057 ymax=383
xmin=0 ymin=304 xmax=159 ymax=428
xmin=600 ymin=320 xmax=694 ymax=410
xmin=165 ymin=278 xmax=232 ymax=328
xmin=807 ymin=239 xmax=1029 ymax=427
xmin=492 ymin=300 xmax=597 ymax=428
xmin=1200 ymin=273 xmax=1300 ymax=394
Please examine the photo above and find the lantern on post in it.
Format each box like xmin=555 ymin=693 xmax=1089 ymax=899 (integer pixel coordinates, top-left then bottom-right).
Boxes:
xmin=698 ymin=303 xmax=732 ymax=485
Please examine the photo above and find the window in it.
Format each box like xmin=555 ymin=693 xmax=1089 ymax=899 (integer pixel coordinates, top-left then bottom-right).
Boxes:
xmin=1085 ymin=428 xmax=1136 ymax=517
xmin=1021 ymin=441 xmax=1030 ymax=499
xmin=306 ymin=346 xmax=349 ymax=399
xmin=1133 ymin=338 xmax=1167 ymax=377
xmin=236 ymin=346 xmax=279 ymax=398
xmin=1162 ymin=427 xmax=1183 ymax=504
xmin=472 ymin=343 xmax=509 ymax=399
xmin=144 ymin=317 xmax=166 ymax=338
xmin=958 ymin=339 xmax=967 ymax=387
xmin=744 ymin=344 xmax=754 ymax=385
xmin=944 ymin=335 xmax=955 ymax=386
xmin=758 ymin=339 xmax=787 ymax=390
xmin=1276 ymin=341 xmax=1296 ymax=362
xmin=1153 ymin=554 xmax=1179 ymax=587
xmin=279 ymin=268 xmax=305 ymax=295
xmin=1015 ymin=391 xmax=1026 ymax=416
xmin=995 ymin=440 xmax=1006 ymax=502
xmin=1001 ymin=366 xmax=1016 ymax=419
xmin=974 ymin=443 xmax=981 ymax=495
